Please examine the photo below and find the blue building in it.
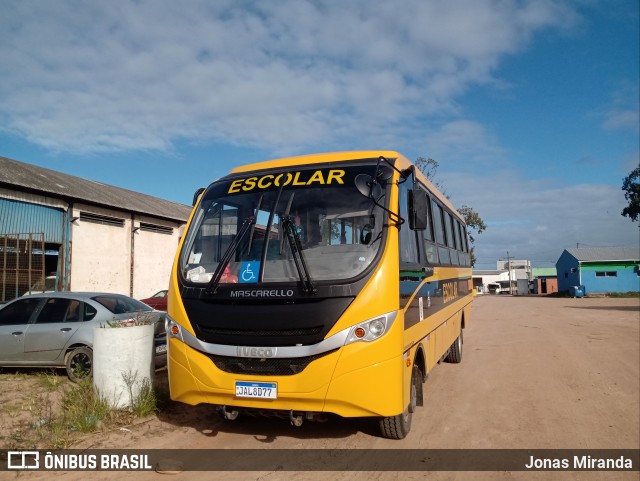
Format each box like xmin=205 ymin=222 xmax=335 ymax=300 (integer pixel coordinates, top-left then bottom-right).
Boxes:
xmin=556 ymin=247 xmax=640 ymax=294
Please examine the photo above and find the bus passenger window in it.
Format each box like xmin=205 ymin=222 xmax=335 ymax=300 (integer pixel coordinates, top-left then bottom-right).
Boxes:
xmin=424 ymin=241 xmax=438 ymax=264
xmin=433 ymin=201 xmax=449 ymax=264
xmin=423 ymin=197 xmax=434 ymax=242
xmin=432 ymin=200 xmax=445 ymax=245
xmin=420 ymin=193 xmax=438 ymax=265
xmin=446 ymin=213 xmax=459 ymax=265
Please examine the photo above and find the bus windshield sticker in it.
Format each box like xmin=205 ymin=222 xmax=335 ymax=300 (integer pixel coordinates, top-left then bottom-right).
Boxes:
xmin=239 ymin=262 xmax=260 ymax=283
xmin=228 ymin=169 xmax=346 ymax=194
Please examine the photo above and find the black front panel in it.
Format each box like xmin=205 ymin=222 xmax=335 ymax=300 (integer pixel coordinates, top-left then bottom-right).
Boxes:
xmin=182 ymin=295 xmax=354 ymax=346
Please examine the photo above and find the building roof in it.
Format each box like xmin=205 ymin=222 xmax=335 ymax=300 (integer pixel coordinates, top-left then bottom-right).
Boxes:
xmin=473 ymin=270 xmax=507 ymax=276
xmin=562 ymin=247 xmax=640 ymax=263
xmin=532 ymin=267 xmax=557 ymax=277
xmin=0 ymin=156 xmax=192 ymax=222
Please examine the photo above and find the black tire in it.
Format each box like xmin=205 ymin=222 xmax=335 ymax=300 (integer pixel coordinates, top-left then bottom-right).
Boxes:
xmin=379 ymin=365 xmax=421 ymax=439
xmin=445 ymin=330 xmax=463 ymax=363
xmin=65 ymin=346 xmax=93 ymax=382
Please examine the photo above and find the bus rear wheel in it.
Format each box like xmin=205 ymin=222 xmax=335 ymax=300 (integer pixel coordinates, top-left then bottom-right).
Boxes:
xmin=445 ymin=330 xmax=463 ymax=363
xmin=379 ymin=365 xmax=421 ymax=439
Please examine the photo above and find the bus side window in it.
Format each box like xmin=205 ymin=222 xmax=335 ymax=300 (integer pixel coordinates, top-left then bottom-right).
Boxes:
xmin=446 ymin=212 xmax=459 ymax=265
xmin=456 ymin=221 xmax=468 ymax=266
xmin=462 ymin=224 xmax=471 ymax=266
xmin=432 ymin=200 xmax=450 ymax=264
xmin=422 ymin=192 xmax=438 ymax=265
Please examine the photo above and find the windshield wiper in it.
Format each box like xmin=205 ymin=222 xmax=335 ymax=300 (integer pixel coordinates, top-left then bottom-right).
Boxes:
xmin=205 ymin=215 xmax=255 ymax=295
xmin=281 ymin=215 xmax=317 ymax=295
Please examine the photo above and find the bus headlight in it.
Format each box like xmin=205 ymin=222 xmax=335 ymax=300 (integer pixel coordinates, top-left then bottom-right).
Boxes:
xmin=345 ymin=313 xmax=395 ymax=344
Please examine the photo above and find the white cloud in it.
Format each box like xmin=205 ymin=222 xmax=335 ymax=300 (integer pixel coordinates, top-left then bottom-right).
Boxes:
xmin=423 ymin=120 xmax=508 ymax=168
xmin=601 ymin=82 xmax=640 ymax=133
xmin=445 ymin=171 xmax=640 ymax=268
xmin=0 ymin=0 xmax=576 ymax=154
xmin=603 ymin=110 xmax=640 ymax=132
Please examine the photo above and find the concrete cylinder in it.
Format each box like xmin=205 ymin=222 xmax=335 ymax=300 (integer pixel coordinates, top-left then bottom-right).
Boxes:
xmin=93 ymin=323 xmax=154 ymax=409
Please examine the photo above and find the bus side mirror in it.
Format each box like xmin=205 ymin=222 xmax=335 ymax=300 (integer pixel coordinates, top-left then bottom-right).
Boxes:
xmin=408 ymin=189 xmax=428 ymax=230
xmin=192 ymin=187 xmax=206 ymax=206
xmin=354 ymin=174 xmax=382 ymax=199
xmin=376 ymin=164 xmax=394 ymax=182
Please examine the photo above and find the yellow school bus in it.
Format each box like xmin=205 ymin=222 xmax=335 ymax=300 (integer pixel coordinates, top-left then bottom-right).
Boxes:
xmin=166 ymin=151 xmax=473 ymax=439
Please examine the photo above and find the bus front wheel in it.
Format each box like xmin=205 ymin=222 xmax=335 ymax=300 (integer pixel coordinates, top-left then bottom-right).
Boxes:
xmin=379 ymin=365 xmax=422 ymax=439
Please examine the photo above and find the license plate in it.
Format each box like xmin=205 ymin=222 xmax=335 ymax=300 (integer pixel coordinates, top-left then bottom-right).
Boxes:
xmin=235 ymin=381 xmax=277 ymax=399
xmin=155 ymin=344 xmax=167 ymax=354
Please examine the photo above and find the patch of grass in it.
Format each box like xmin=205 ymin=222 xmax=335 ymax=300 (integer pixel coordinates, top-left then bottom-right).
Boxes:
xmin=548 ymin=290 xmax=640 ymax=298
xmin=1 ymin=372 xmax=165 ymax=449
xmin=36 ymin=369 xmax=66 ymax=391
xmin=0 ymin=369 xmax=30 ymax=382
xmin=606 ymin=291 xmax=640 ymax=298
xmin=121 ymin=370 xmax=158 ymax=417
xmin=131 ymin=378 xmax=157 ymax=417
xmin=61 ymin=378 xmax=111 ymax=433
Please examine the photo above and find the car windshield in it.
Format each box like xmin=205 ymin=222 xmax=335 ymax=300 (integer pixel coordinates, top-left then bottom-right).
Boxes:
xmin=92 ymin=295 xmax=153 ymax=314
xmin=180 ymin=163 xmax=387 ymax=287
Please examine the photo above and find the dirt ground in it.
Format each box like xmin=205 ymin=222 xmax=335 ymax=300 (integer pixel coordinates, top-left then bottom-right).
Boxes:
xmin=2 ymin=295 xmax=639 ymax=481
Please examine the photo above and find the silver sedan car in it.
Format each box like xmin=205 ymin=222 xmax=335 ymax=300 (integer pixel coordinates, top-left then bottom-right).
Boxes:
xmin=0 ymin=292 xmax=167 ymax=381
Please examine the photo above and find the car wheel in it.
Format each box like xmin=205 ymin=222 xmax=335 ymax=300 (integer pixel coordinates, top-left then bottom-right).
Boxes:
xmin=65 ymin=347 xmax=93 ymax=382
xmin=379 ymin=365 xmax=421 ymax=439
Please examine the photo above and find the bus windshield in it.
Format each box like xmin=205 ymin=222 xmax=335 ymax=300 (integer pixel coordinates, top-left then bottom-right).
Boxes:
xmin=180 ymin=165 xmax=387 ymax=287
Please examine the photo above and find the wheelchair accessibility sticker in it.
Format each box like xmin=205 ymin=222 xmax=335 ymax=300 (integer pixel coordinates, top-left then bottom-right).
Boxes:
xmin=239 ymin=261 xmax=260 ymax=283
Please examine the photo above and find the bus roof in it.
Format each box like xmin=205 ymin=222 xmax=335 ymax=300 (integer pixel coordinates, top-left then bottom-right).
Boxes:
xmin=229 ymin=150 xmax=464 ymax=223
xmin=230 ymin=151 xmax=403 ymax=173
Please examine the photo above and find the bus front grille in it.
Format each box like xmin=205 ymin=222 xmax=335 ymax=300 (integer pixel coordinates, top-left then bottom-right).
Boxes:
xmin=198 ymin=325 xmax=323 ymax=338
xmin=206 ymin=349 xmax=337 ymax=376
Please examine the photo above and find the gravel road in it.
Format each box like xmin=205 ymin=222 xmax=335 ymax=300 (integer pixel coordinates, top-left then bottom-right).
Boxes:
xmin=24 ymin=295 xmax=640 ymax=481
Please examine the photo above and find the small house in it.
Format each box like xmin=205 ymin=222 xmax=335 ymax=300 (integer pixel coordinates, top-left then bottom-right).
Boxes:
xmin=556 ymin=247 xmax=640 ymax=294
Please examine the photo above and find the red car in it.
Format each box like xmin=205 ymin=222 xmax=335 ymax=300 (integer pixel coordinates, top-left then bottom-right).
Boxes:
xmin=140 ymin=290 xmax=168 ymax=311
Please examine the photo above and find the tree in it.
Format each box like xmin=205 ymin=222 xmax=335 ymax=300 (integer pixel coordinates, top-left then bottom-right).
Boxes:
xmin=415 ymin=157 xmax=446 ymax=195
xmin=621 ymin=166 xmax=640 ymax=222
xmin=457 ymin=205 xmax=487 ymax=266
xmin=415 ymin=156 xmax=486 ymax=266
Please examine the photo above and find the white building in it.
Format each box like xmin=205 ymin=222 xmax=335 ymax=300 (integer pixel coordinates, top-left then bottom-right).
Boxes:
xmin=0 ymin=156 xmax=192 ymax=302
xmin=472 ymin=269 xmax=511 ymax=294
xmin=473 ymin=260 xmax=533 ymax=295
xmin=496 ymin=259 xmax=532 ymax=281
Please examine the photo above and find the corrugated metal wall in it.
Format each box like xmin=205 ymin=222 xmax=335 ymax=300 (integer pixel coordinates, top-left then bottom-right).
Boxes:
xmin=0 ymin=197 xmax=64 ymax=243
xmin=0 ymin=197 xmax=67 ymax=301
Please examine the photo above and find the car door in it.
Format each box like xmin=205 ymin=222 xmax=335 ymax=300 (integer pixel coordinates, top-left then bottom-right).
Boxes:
xmin=0 ymin=297 xmax=44 ymax=361
xmin=23 ymin=297 xmax=83 ymax=362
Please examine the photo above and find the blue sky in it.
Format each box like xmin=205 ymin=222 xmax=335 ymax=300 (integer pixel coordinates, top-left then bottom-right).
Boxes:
xmin=1 ymin=0 xmax=638 ymax=269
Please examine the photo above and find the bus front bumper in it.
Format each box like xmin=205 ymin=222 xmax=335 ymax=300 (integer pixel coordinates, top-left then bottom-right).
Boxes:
xmin=167 ymin=336 xmax=404 ymax=418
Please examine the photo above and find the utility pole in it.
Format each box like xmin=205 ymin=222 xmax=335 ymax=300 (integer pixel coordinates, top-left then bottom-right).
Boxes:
xmin=506 ymin=251 xmax=513 ymax=295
